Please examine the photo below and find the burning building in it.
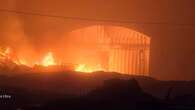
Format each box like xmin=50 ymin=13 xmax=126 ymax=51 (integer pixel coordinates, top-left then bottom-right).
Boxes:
xmin=69 ymin=25 xmax=150 ymax=75
xmin=0 ymin=24 xmax=150 ymax=76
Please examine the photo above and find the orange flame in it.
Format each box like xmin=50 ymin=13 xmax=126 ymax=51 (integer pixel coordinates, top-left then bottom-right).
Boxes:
xmin=0 ymin=47 xmax=12 ymax=59
xmin=1 ymin=47 xmax=103 ymax=73
xmin=1 ymin=48 xmax=58 ymax=67
xmin=75 ymin=64 xmax=103 ymax=73
xmin=40 ymin=52 xmax=56 ymax=67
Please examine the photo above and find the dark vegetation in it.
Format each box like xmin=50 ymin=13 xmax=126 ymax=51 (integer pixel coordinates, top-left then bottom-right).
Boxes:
xmin=0 ymin=70 xmax=195 ymax=110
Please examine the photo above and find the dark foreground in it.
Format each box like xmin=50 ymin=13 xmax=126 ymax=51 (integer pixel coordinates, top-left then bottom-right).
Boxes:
xmin=0 ymin=71 xmax=195 ymax=110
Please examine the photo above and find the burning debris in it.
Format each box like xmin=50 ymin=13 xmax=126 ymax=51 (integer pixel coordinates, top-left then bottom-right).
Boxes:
xmin=0 ymin=47 xmax=103 ymax=73
xmin=0 ymin=47 xmax=58 ymax=72
xmin=0 ymin=47 xmax=19 ymax=69
xmin=0 ymin=47 xmax=58 ymax=67
xmin=75 ymin=64 xmax=104 ymax=73
xmin=37 ymin=52 xmax=57 ymax=67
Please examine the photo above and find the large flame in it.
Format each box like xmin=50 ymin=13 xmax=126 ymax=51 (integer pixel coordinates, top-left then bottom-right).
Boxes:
xmin=1 ymin=48 xmax=57 ymax=67
xmin=1 ymin=47 xmax=104 ymax=73
xmin=40 ymin=52 xmax=56 ymax=67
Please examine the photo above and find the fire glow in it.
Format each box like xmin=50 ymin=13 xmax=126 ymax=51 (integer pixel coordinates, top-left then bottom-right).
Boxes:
xmin=0 ymin=25 xmax=150 ymax=75
xmin=0 ymin=47 xmax=103 ymax=73
xmin=75 ymin=64 xmax=103 ymax=73
xmin=40 ymin=52 xmax=56 ymax=67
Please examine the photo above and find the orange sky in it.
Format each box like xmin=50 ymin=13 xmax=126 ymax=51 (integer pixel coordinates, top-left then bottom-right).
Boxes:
xmin=0 ymin=0 xmax=195 ymax=80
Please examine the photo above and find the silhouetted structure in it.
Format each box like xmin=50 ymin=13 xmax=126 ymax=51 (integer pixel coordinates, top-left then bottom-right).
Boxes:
xmin=0 ymin=71 xmax=195 ymax=110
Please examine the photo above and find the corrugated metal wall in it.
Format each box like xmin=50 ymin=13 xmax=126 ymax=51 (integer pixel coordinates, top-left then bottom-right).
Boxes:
xmin=70 ymin=25 xmax=150 ymax=76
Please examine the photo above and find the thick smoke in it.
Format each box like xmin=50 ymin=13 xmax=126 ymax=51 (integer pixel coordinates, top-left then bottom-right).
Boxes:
xmin=0 ymin=15 xmax=37 ymax=64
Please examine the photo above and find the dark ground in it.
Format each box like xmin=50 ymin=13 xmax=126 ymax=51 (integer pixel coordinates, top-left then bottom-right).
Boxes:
xmin=0 ymin=70 xmax=195 ymax=110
